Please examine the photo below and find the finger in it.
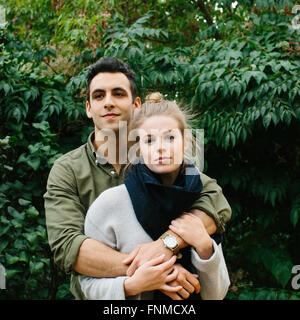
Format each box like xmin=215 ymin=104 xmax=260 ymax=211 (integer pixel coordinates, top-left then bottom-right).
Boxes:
xmin=160 ymin=284 xmax=182 ymax=293
xmin=161 ymin=291 xmax=183 ymax=301
xmin=178 ymin=287 xmax=190 ymax=299
xmin=126 ymin=261 xmax=137 ymax=277
xmin=122 ymin=246 xmax=140 ymax=265
xmin=169 ymin=225 xmax=184 ymax=239
xmin=165 ymin=267 xmax=178 ymax=283
xmin=128 ymin=253 xmax=167 ymax=276
xmin=186 ymin=212 xmax=204 ymax=225
xmin=126 ymin=252 xmax=144 ymax=277
xmin=180 ymin=278 xmax=195 ymax=294
xmin=158 ymin=255 xmax=177 ymax=271
xmin=145 ymin=254 xmax=166 ymax=267
xmin=171 ymin=218 xmax=182 ymax=226
xmin=186 ymin=273 xmax=201 ymax=294
xmin=182 ymin=212 xmax=193 ymax=217
xmin=168 ymin=224 xmax=179 ymax=233
xmin=171 ymin=294 xmax=184 ymax=301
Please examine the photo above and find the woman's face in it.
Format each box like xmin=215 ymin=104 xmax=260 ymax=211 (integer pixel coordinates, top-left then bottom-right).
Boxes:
xmin=138 ymin=115 xmax=185 ymax=175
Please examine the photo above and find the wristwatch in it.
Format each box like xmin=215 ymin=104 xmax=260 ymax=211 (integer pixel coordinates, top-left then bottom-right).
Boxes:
xmin=160 ymin=233 xmax=179 ymax=254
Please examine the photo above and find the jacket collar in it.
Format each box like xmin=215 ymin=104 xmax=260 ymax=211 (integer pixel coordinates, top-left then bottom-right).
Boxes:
xmin=86 ymin=131 xmax=126 ymax=174
xmin=87 ymin=131 xmax=112 ymax=168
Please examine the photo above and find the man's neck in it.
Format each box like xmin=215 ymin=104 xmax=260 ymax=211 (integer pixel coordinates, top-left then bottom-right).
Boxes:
xmin=93 ymin=128 xmax=123 ymax=174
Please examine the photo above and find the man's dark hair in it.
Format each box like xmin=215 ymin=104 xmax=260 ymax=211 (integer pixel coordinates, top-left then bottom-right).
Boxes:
xmin=87 ymin=57 xmax=137 ymax=103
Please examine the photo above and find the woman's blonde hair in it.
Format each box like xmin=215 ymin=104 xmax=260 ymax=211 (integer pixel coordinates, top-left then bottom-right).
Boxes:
xmin=129 ymin=92 xmax=194 ymax=134
xmin=123 ymin=92 xmax=198 ymax=176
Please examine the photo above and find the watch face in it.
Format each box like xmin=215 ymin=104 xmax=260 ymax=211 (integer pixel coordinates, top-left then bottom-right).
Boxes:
xmin=165 ymin=235 xmax=178 ymax=249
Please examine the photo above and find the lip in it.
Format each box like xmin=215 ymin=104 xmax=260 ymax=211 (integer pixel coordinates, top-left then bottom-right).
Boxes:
xmin=102 ymin=113 xmax=120 ymax=119
xmin=155 ymin=157 xmax=172 ymax=163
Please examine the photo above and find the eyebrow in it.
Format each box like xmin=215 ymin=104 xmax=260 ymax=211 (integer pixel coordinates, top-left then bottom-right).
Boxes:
xmin=144 ymin=129 xmax=177 ymax=136
xmin=91 ymin=89 xmax=104 ymax=96
xmin=91 ymin=87 xmax=128 ymax=96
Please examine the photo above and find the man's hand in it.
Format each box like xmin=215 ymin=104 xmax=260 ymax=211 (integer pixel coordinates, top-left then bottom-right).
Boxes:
xmin=124 ymin=255 xmax=181 ymax=296
xmin=160 ymin=264 xmax=200 ymax=300
xmin=123 ymin=239 xmax=173 ymax=276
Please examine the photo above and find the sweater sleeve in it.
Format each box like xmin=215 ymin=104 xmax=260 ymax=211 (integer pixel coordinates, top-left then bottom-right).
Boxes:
xmin=190 ymin=241 xmax=230 ymax=300
xmin=79 ymin=275 xmax=130 ymax=300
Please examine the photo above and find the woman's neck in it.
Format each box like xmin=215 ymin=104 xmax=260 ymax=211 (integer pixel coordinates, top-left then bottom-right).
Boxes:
xmin=160 ymin=167 xmax=181 ymax=186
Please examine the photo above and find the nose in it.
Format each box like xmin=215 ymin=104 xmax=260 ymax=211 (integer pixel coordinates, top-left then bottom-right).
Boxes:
xmin=103 ymin=93 xmax=115 ymax=110
xmin=156 ymin=137 xmax=167 ymax=153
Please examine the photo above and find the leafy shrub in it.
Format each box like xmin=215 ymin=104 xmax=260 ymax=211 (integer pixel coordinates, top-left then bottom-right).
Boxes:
xmin=1 ymin=0 xmax=299 ymax=299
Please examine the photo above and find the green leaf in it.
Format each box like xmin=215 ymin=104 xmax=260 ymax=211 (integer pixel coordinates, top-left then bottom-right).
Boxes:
xmin=238 ymin=290 xmax=255 ymax=300
xmin=268 ymin=60 xmax=281 ymax=73
xmin=0 ymin=225 xmax=10 ymax=237
xmin=0 ymin=239 xmax=9 ymax=254
xmin=32 ymin=121 xmax=50 ymax=131
xmin=262 ymin=249 xmax=294 ymax=288
xmin=6 ymin=268 xmax=22 ymax=279
xmin=18 ymin=198 xmax=31 ymax=206
xmin=214 ymin=68 xmax=226 ymax=78
xmin=19 ymin=251 xmax=29 ymax=263
xmin=271 ymin=112 xmax=279 ymax=126
xmin=280 ymin=60 xmax=292 ymax=72
xmin=271 ymin=260 xmax=294 ymax=288
xmin=263 ymin=113 xmax=272 ymax=129
xmin=23 ymin=232 xmax=38 ymax=244
xmin=29 ymin=261 xmax=44 ymax=275
xmin=230 ymin=131 xmax=236 ymax=147
xmin=5 ymin=253 xmax=20 ymax=265
xmin=25 ymin=206 xmax=39 ymax=218
xmin=290 ymin=206 xmax=300 ymax=227
xmin=7 ymin=206 xmax=25 ymax=220
xmin=242 ymin=71 xmax=266 ymax=85
xmin=28 ymin=157 xmax=41 ymax=171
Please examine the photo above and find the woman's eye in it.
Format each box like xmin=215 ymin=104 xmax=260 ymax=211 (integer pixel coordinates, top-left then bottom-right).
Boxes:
xmin=165 ymin=135 xmax=175 ymax=141
xmin=144 ymin=136 xmax=154 ymax=144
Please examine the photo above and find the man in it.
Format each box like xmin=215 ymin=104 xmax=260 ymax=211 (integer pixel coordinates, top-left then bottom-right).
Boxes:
xmin=44 ymin=57 xmax=231 ymax=300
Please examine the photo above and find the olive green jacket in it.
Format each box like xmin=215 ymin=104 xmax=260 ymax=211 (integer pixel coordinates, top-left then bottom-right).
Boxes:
xmin=44 ymin=132 xmax=231 ymax=299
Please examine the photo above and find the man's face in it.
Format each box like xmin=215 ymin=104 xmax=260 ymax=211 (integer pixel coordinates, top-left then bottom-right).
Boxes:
xmin=86 ymin=72 xmax=141 ymax=133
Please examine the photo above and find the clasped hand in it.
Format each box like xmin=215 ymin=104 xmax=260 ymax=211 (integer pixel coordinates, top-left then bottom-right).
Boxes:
xmin=122 ymin=212 xmax=210 ymax=299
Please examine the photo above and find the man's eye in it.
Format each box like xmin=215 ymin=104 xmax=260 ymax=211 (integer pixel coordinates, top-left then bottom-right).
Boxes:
xmin=94 ymin=94 xmax=104 ymax=99
xmin=115 ymin=91 xmax=125 ymax=97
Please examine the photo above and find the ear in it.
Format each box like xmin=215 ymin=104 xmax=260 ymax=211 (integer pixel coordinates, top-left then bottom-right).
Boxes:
xmin=133 ymin=97 xmax=141 ymax=110
xmin=183 ymin=133 xmax=190 ymax=152
xmin=86 ymin=101 xmax=92 ymax=118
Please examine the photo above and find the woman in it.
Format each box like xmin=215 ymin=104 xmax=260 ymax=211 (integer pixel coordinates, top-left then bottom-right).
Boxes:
xmin=79 ymin=93 xmax=230 ymax=300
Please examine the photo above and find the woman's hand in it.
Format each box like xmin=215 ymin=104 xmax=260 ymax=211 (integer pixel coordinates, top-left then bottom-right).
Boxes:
xmin=169 ymin=212 xmax=214 ymax=260
xmin=124 ymin=254 xmax=182 ymax=296
xmin=160 ymin=263 xmax=200 ymax=300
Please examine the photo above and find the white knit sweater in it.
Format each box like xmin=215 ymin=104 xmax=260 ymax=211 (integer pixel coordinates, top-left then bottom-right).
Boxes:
xmin=79 ymin=184 xmax=230 ymax=300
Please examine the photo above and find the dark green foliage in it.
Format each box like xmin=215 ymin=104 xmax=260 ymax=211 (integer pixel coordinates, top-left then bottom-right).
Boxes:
xmin=0 ymin=0 xmax=299 ymax=299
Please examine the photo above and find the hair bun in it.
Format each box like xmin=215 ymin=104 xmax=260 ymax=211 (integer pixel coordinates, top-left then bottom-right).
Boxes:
xmin=145 ymin=92 xmax=163 ymax=103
